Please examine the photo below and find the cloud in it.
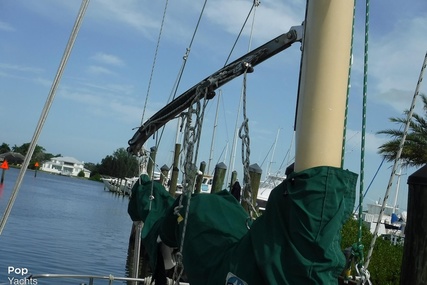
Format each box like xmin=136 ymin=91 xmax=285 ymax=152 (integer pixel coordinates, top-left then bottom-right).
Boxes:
xmin=0 ymin=63 xmax=43 ymax=74
xmin=345 ymin=129 xmax=388 ymax=155
xmin=90 ymin=0 xmax=161 ymax=37
xmin=86 ymin=65 xmax=116 ymax=76
xmin=58 ymin=86 xmax=142 ymax=124
xmin=0 ymin=21 xmax=15 ymax=32
xmin=91 ymin=52 xmax=124 ymax=66
xmin=205 ymin=0 xmax=304 ymax=43
xmin=369 ymin=16 xmax=427 ymax=111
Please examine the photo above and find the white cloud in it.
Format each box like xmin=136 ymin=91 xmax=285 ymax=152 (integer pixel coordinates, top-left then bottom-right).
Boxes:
xmin=91 ymin=52 xmax=124 ymax=66
xmin=0 ymin=21 xmax=15 ymax=32
xmin=369 ymin=16 xmax=427 ymax=111
xmin=0 ymin=63 xmax=43 ymax=74
xmin=345 ymin=129 xmax=388 ymax=155
xmin=86 ymin=65 xmax=115 ymax=76
xmin=205 ymin=0 xmax=304 ymax=43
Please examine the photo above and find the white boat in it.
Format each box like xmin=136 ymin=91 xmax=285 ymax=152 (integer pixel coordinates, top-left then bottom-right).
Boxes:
xmin=362 ymin=201 xmax=406 ymax=245
xmin=256 ymin=173 xmax=286 ymax=211
xmin=101 ymin=176 xmax=137 ymax=195
xmin=200 ymin=175 xmax=213 ymax=194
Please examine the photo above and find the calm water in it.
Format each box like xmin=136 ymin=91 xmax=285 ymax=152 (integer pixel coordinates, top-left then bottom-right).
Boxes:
xmin=0 ymin=167 xmax=133 ymax=285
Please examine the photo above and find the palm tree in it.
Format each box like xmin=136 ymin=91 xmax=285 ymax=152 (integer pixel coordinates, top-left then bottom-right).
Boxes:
xmin=377 ymin=94 xmax=427 ymax=168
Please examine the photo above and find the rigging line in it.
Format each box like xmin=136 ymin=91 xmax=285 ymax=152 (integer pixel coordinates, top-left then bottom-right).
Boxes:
xmin=278 ymin=131 xmax=295 ymax=173
xmin=341 ymin=0 xmax=357 ymax=168
xmin=0 ymin=0 xmax=90 ymax=235
xmin=223 ymin=0 xmax=259 ymax=66
xmin=140 ymin=0 xmax=170 ymax=126
xmin=356 ymin=0 xmax=369 ymax=269
xmin=353 ymin=156 xmax=385 ymax=214
xmin=172 ymin=89 xmax=206 ymax=283
xmin=153 ymin=0 xmax=208 ymax=147
xmin=365 ymin=50 xmax=427 ymax=269
xmin=226 ymin=1 xmax=259 ymax=186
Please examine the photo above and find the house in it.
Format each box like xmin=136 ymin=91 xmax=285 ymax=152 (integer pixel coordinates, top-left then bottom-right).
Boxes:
xmin=40 ymin=156 xmax=91 ymax=178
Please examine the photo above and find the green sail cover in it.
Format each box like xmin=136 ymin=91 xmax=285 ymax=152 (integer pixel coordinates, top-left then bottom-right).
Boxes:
xmin=128 ymin=166 xmax=357 ymax=284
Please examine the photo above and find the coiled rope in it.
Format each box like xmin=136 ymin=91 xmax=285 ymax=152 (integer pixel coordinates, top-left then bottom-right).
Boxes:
xmin=172 ymin=87 xmax=208 ymax=284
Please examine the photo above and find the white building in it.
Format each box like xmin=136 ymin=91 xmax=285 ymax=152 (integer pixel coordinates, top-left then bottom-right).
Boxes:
xmin=40 ymin=156 xmax=91 ymax=178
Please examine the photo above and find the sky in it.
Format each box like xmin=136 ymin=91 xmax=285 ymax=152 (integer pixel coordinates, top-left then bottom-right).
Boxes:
xmin=0 ymin=0 xmax=426 ymax=211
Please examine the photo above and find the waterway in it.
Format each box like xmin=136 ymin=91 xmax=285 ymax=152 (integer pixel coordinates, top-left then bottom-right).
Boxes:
xmin=0 ymin=167 xmax=133 ymax=285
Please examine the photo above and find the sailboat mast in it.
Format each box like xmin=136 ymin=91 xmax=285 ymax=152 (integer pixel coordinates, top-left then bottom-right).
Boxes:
xmin=294 ymin=0 xmax=353 ymax=172
xmin=267 ymin=128 xmax=281 ymax=176
xmin=393 ymin=162 xmax=402 ymax=214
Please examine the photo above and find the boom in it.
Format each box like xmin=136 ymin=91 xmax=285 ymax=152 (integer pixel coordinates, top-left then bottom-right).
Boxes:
xmin=128 ymin=25 xmax=303 ymax=155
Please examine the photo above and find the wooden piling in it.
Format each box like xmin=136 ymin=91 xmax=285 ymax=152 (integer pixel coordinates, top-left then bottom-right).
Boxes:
xmin=241 ymin=164 xmax=262 ymax=213
xmin=169 ymin=143 xmax=181 ymax=196
xmin=160 ymin=164 xmax=169 ymax=186
xmin=146 ymin=146 xmax=157 ymax=180
xmin=400 ymin=165 xmax=427 ymax=285
xmin=212 ymin=162 xmax=227 ymax=193
xmin=194 ymin=161 xmax=206 ymax=194
xmin=229 ymin=170 xmax=238 ymax=191
xmin=249 ymin=163 xmax=262 ymax=208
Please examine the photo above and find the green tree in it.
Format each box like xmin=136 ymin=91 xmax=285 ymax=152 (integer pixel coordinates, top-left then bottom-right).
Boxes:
xmin=341 ymin=218 xmax=403 ymax=285
xmin=377 ymin=94 xmax=427 ymax=167
xmin=98 ymin=148 xmax=139 ymax=178
xmin=0 ymin=142 xmax=11 ymax=154
xmin=10 ymin=143 xmax=53 ymax=169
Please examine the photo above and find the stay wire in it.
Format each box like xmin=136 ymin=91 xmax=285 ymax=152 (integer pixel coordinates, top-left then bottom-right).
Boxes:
xmin=223 ymin=0 xmax=259 ymax=67
xmin=140 ymin=0 xmax=170 ymax=126
xmin=155 ymin=0 xmax=208 ymax=146
xmin=225 ymin=1 xmax=259 ymax=187
xmin=365 ymin=50 xmax=427 ymax=269
xmin=0 ymin=0 xmax=90 ymax=235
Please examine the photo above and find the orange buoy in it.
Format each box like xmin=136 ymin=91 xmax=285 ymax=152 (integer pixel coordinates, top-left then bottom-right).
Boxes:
xmin=0 ymin=160 xmax=9 ymax=170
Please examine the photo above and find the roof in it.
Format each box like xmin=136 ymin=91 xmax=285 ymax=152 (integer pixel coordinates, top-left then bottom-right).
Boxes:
xmin=52 ymin=156 xmax=83 ymax=164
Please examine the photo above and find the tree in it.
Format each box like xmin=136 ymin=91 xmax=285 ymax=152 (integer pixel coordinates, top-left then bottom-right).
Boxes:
xmin=0 ymin=143 xmax=11 ymax=154
xmin=341 ymin=218 xmax=403 ymax=285
xmin=9 ymin=143 xmax=57 ymax=169
xmin=98 ymin=148 xmax=139 ymax=178
xmin=377 ymin=94 xmax=427 ymax=167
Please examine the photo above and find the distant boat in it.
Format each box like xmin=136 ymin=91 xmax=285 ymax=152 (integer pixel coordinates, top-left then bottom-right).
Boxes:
xmin=101 ymin=176 xmax=138 ymax=195
xmin=200 ymin=175 xmax=213 ymax=194
xmin=256 ymin=173 xmax=286 ymax=211
xmin=362 ymin=201 xmax=406 ymax=245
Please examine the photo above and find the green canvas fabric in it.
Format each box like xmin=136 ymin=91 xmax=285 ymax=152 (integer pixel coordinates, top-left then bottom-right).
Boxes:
xmin=127 ymin=174 xmax=175 ymax=268
xmin=128 ymin=166 xmax=357 ymax=285
xmin=249 ymin=166 xmax=357 ymax=284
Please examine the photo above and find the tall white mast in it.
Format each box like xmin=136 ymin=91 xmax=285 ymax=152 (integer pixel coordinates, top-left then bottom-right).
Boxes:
xmin=267 ymin=128 xmax=281 ymax=176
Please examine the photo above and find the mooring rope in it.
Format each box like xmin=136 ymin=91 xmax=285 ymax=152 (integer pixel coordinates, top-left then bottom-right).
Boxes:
xmin=0 ymin=0 xmax=90 ymax=235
